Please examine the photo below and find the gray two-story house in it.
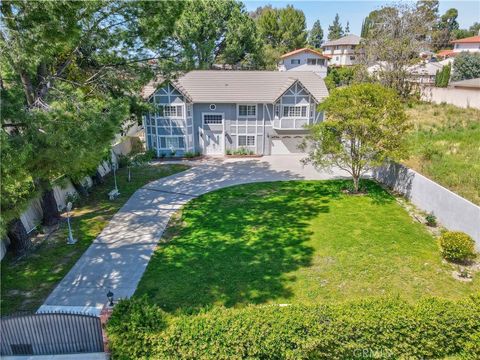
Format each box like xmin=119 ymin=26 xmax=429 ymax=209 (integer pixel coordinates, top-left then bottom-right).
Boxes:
xmin=142 ymin=71 xmax=328 ymax=156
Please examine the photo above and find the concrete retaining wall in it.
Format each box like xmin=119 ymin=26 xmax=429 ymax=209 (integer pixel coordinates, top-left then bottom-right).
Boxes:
xmin=373 ymin=162 xmax=480 ymax=249
xmin=420 ymin=85 xmax=480 ymax=109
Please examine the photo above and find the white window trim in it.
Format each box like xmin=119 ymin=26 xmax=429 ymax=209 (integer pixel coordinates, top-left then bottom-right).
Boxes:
xmin=156 ymin=135 xmax=186 ymax=150
xmin=237 ymin=104 xmax=257 ymax=118
xmin=281 ymin=105 xmax=310 ymax=119
xmin=157 ymin=104 xmax=184 ymax=119
xmin=202 ymin=112 xmax=224 ymax=125
xmin=237 ymin=135 xmax=256 ymax=147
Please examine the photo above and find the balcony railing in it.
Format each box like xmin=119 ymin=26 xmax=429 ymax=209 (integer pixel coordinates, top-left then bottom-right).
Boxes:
xmin=273 ymin=118 xmax=310 ymax=130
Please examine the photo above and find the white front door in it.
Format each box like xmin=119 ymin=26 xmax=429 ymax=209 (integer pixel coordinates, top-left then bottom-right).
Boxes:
xmin=203 ymin=130 xmax=224 ymax=155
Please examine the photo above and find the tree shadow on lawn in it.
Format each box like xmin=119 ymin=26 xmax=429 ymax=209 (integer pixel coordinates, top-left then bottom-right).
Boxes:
xmin=136 ymin=181 xmax=356 ymax=313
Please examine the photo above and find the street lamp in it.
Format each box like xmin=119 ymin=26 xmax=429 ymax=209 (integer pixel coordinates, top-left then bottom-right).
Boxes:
xmin=65 ymin=202 xmax=77 ymax=245
xmin=107 ymin=290 xmax=114 ymax=307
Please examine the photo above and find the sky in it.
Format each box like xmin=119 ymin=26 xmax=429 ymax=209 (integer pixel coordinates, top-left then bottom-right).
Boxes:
xmin=244 ymin=0 xmax=480 ymax=35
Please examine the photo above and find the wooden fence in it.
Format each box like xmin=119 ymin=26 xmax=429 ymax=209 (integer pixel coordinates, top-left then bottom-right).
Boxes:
xmin=0 ymin=312 xmax=104 ymax=356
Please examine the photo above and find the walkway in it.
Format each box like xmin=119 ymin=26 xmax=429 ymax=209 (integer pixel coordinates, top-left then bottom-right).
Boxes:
xmin=39 ymin=155 xmax=350 ymax=315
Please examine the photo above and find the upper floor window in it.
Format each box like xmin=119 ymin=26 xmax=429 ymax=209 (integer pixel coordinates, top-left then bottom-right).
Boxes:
xmin=159 ymin=105 xmax=183 ymax=118
xmin=203 ymin=114 xmax=223 ymax=124
xmin=350 ymin=56 xmax=356 ymax=60
xmin=290 ymin=59 xmax=300 ymax=64
xmin=238 ymin=104 xmax=256 ymax=117
xmin=307 ymin=58 xmax=325 ymax=65
xmin=282 ymin=105 xmax=308 ymax=118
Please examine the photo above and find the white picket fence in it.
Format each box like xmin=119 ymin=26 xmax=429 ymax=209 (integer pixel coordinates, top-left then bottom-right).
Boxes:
xmin=0 ymin=137 xmax=136 ymax=260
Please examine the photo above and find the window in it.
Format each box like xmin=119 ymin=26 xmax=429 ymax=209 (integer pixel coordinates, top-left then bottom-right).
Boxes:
xmin=282 ymin=105 xmax=308 ymax=118
xmin=203 ymin=114 xmax=223 ymax=124
xmin=238 ymin=104 xmax=256 ymax=117
xmin=350 ymin=56 xmax=356 ymax=60
xmin=290 ymin=59 xmax=300 ymax=64
xmin=238 ymin=135 xmax=255 ymax=146
xmin=335 ymin=56 xmax=339 ymax=61
xmin=159 ymin=105 xmax=182 ymax=117
xmin=158 ymin=136 xmax=185 ymax=149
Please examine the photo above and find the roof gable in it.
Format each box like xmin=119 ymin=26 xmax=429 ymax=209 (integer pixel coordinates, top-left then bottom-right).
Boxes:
xmin=280 ymin=48 xmax=330 ymax=60
xmin=451 ymin=35 xmax=480 ymax=44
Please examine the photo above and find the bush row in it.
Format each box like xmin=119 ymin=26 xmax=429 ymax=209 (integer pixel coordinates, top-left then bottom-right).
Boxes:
xmin=107 ymin=296 xmax=480 ymax=359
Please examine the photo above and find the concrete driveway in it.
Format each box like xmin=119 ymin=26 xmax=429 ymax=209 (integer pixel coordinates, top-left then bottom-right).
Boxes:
xmin=39 ymin=155 xmax=350 ymax=315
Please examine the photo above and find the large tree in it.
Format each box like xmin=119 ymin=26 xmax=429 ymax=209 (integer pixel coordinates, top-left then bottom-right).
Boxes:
xmin=0 ymin=0 xmax=181 ymax=252
xmin=451 ymin=52 xmax=480 ymax=81
xmin=328 ymin=13 xmax=343 ymax=40
xmin=172 ymin=0 xmax=260 ymax=69
xmin=255 ymin=5 xmax=307 ymax=68
xmin=308 ymin=20 xmax=324 ymax=49
xmin=360 ymin=3 xmax=432 ymax=98
xmin=302 ymin=84 xmax=410 ymax=192
xmin=432 ymin=8 xmax=459 ymax=51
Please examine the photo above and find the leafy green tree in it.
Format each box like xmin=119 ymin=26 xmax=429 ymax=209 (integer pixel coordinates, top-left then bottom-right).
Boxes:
xmin=451 ymin=52 xmax=480 ymax=81
xmin=0 ymin=0 xmax=181 ymax=251
xmin=432 ymin=8 xmax=459 ymax=51
xmin=452 ymin=23 xmax=480 ymax=40
xmin=308 ymin=20 xmax=324 ymax=49
xmin=256 ymin=5 xmax=307 ymax=68
xmin=173 ymin=0 xmax=259 ymax=69
xmin=303 ymin=84 xmax=410 ymax=192
xmin=278 ymin=5 xmax=307 ymax=49
xmin=328 ymin=13 xmax=344 ymax=40
xmin=324 ymin=67 xmax=358 ymax=90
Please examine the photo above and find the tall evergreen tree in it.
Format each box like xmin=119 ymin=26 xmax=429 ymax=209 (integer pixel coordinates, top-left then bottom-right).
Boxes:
xmin=328 ymin=13 xmax=344 ymax=40
xmin=432 ymin=8 xmax=459 ymax=51
xmin=345 ymin=21 xmax=350 ymax=34
xmin=308 ymin=20 xmax=324 ymax=48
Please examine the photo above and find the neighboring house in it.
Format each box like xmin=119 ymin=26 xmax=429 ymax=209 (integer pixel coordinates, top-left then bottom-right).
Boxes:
xmin=277 ymin=48 xmax=330 ymax=78
xmin=451 ymin=34 xmax=480 ymax=54
xmin=321 ymin=34 xmax=362 ymax=66
xmin=408 ymin=59 xmax=454 ymax=85
xmin=141 ymin=71 xmax=328 ymax=156
xmin=421 ymin=77 xmax=480 ymax=109
xmin=437 ymin=34 xmax=480 ymax=59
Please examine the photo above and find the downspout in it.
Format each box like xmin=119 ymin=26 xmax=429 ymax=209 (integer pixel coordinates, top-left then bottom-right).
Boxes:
xmin=262 ymin=103 xmax=266 ymax=155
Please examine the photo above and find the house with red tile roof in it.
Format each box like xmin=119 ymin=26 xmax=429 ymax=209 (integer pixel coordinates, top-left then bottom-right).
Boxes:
xmin=277 ymin=48 xmax=329 ymax=78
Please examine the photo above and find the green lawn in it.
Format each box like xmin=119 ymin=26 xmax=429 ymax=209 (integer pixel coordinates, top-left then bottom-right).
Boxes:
xmin=404 ymin=102 xmax=480 ymax=205
xmin=136 ymin=180 xmax=479 ymax=314
xmin=1 ymin=163 xmax=189 ymax=315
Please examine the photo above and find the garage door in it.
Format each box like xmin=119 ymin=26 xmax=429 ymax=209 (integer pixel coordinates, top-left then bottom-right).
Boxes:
xmin=270 ymin=136 xmax=304 ymax=155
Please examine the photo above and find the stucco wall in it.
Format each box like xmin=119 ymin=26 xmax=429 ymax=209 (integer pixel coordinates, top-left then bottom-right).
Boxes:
xmin=420 ymin=85 xmax=480 ymax=109
xmin=373 ymin=162 xmax=480 ymax=249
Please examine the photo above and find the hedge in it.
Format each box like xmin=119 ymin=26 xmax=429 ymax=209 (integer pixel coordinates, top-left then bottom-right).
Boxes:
xmin=107 ymin=296 xmax=480 ymax=359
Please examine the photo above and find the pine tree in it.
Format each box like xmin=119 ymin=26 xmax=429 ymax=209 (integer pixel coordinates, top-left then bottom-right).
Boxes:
xmin=328 ymin=13 xmax=344 ymax=40
xmin=345 ymin=21 xmax=350 ymax=34
xmin=308 ymin=20 xmax=324 ymax=48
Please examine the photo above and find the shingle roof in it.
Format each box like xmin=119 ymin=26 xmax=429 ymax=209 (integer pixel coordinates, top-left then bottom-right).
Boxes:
xmin=280 ymin=48 xmax=330 ymax=59
xmin=451 ymin=35 xmax=480 ymax=44
xmin=450 ymin=78 xmax=480 ymax=89
xmin=144 ymin=71 xmax=329 ymax=103
xmin=322 ymin=34 xmax=361 ymax=47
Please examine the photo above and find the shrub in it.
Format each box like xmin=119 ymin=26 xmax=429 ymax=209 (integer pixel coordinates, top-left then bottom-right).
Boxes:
xmin=439 ymin=231 xmax=476 ymax=263
xmin=425 ymin=212 xmax=437 ymax=227
xmin=107 ymin=297 xmax=480 ymax=359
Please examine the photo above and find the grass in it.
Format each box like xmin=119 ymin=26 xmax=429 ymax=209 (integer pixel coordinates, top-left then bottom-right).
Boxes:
xmin=135 ymin=180 xmax=479 ymax=314
xmin=0 ymin=163 xmax=189 ymax=315
xmin=404 ymin=102 xmax=480 ymax=204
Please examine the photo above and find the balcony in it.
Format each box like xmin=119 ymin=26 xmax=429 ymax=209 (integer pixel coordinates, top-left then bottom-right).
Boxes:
xmin=273 ymin=117 xmax=310 ymax=130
